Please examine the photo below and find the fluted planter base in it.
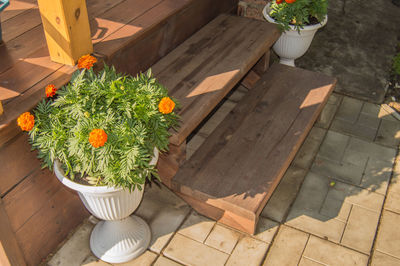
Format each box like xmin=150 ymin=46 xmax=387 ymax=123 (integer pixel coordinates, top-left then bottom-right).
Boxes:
xmin=263 ymin=4 xmax=327 ymax=67
xmin=54 ymin=148 xmax=159 ymax=264
xmin=90 ymin=215 xmax=151 ymax=264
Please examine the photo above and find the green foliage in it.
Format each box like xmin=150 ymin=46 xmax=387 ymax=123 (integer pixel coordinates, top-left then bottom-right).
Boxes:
xmin=29 ymin=65 xmax=179 ymax=191
xmin=393 ymin=52 xmax=400 ymax=75
xmin=269 ymin=0 xmax=328 ymax=32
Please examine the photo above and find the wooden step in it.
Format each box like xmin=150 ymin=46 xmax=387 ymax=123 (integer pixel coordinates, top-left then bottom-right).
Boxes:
xmin=171 ymin=63 xmax=337 ymax=234
xmin=152 ymin=14 xmax=280 ymax=185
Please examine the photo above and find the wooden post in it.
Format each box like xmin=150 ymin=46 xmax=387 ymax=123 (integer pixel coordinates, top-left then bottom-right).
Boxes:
xmin=0 ymin=101 xmax=3 ymax=116
xmin=37 ymin=0 xmax=93 ymax=66
xmin=0 ymin=199 xmax=26 ymax=266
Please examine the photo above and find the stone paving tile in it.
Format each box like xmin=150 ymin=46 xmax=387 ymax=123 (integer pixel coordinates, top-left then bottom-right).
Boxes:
xmin=341 ymin=205 xmax=380 ymax=254
xmin=371 ymin=251 xmax=400 ymax=266
xmin=302 ymin=236 xmax=369 ymax=265
xmin=254 ymin=217 xmax=279 ymax=244
xmin=48 ymin=221 xmax=94 ymax=266
xmin=204 ymin=224 xmax=241 ymax=254
xmin=388 ymin=155 xmax=400 ymax=194
xmin=116 ymin=251 xmax=158 ymax=266
xmin=385 ymin=190 xmax=400 ymax=214
xmin=375 ymin=210 xmax=400 ymax=259
xmin=136 ymin=184 xmax=191 ymax=253
xmin=226 ymin=236 xmax=269 ymax=266
xmin=164 ymin=234 xmax=229 ymax=266
xmin=177 ymin=211 xmax=215 ymax=243
xmin=263 ymin=225 xmax=309 ymax=266
xmin=285 ymin=171 xmax=384 ymax=252
xmin=318 ymin=130 xmax=350 ymax=162
xmin=261 ymin=166 xmax=307 ymax=222
xmin=312 ymin=156 xmax=365 ymax=185
xmin=153 ymin=256 xmax=182 ymax=266
xmin=334 ymin=96 xmax=363 ymax=123
xmin=347 ymin=136 xmax=396 ymax=163
xmin=314 ymin=130 xmax=395 ymax=194
xmin=285 ymin=172 xmax=347 ymax=242
xmin=331 ymin=97 xmax=380 ymax=141
xmin=81 ymin=255 xmax=110 ymax=265
xmin=376 ymin=119 xmax=400 ymax=147
xmin=315 ymin=93 xmax=342 ymax=129
xmin=293 ymin=127 xmax=327 ymax=169
xmin=298 ymin=257 xmax=325 ymax=266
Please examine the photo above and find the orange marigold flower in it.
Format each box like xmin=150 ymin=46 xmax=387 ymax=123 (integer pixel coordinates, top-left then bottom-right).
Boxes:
xmin=17 ymin=112 xmax=35 ymax=131
xmin=158 ymin=97 xmax=175 ymax=114
xmin=89 ymin=129 xmax=108 ymax=148
xmin=276 ymin=0 xmax=283 ymax=3
xmin=45 ymin=84 xmax=57 ymax=98
xmin=285 ymin=0 xmax=296 ymax=3
xmin=77 ymin=54 xmax=97 ymax=70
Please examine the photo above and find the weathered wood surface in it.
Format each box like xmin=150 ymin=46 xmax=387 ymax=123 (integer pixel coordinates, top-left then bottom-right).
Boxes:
xmin=0 ymin=1 xmax=239 ymax=264
xmin=0 ymin=199 xmax=26 ymax=266
xmin=172 ymin=64 xmax=337 ymax=233
xmin=152 ymin=14 xmax=280 ymax=146
xmin=0 ymin=0 xmax=237 ymax=145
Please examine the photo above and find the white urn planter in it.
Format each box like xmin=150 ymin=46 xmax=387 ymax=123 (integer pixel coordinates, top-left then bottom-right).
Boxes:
xmin=263 ymin=4 xmax=327 ymax=67
xmin=54 ymin=148 xmax=159 ymax=264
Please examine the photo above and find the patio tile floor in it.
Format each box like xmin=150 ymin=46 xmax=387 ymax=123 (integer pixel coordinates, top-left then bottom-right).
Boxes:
xmin=48 ymin=92 xmax=400 ymax=265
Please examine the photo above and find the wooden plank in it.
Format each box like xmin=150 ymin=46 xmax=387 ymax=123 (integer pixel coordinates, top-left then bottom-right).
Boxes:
xmin=3 ymin=168 xmax=64 ymax=231
xmin=241 ymin=70 xmax=261 ymax=90
xmin=94 ymin=0 xmax=189 ymax=59
xmin=0 ymin=199 xmax=26 ymax=266
xmin=0 ymin=65 xmax=76 ymax=147
xmin=90 ymin=0 xmax=164 ymax=47
xmin=253 ymin=50 xmax=271 ymax=75
xmin=1 ymin=0 xmax=37 ymax=22
xmin=0 ymin=25 xmax=47 ymax=74
xmin=157 ymin=142 xmax=186 ymax=188
xmin=152 ymin=14 xmax=280 ymax=146
xmin=37 ymin=0 xmax=93 ymax=65
xmin=1 ymin=8 xmax=42 ymax=42
xmin=0 ymin=133 xmax=41 ymax=197
xmin=0 ymin=47 xmax=64 ymax=102
xmin=173 ymin=64 xmax=336 ymax=231
xmin=101 ymin=0 xmax=238 ymax=75
xmin=14 ymin=187 xmax=88 ymax=265
xmin=176 ymin=192 xmax=257 ymax=234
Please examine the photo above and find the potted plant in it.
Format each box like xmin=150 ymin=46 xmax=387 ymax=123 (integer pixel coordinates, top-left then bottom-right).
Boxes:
xmin=17 ymin=55 xmax=179 ymax=263
xmin=263 ymin=0 xmax=328 ymax=66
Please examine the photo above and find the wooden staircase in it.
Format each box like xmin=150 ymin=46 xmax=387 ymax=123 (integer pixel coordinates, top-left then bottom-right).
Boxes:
xmin=152 ymin=15 xmax=336 ymax=234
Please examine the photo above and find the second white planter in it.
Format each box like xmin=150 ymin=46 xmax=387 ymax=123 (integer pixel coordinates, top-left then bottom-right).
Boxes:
xmin=54 ymin=148 xmax=159 ymax=264
xmin=263 ymin=4 xmax=327 ymax=67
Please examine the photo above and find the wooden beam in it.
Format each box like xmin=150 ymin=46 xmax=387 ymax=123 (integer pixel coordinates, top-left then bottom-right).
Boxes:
xmin=37 ymin=0 xmax=93 ymax=65
xmin=0 ymin=199 xmax=26 ymax=266
xmin=0 ymin=101 xmax=3 ymax=116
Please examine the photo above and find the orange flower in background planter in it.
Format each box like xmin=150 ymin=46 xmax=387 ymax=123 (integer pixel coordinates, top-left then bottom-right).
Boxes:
xmin=158 ymin=97 xmax=175 ymax=114
xmin=78 ymin=54 xmax=97 ymax=70
xmin=45 ymin=84 xmax=57 ymax=98
xmin=285 ymin=0 xmax=296 ymax=3
xmin=276 ymin=0 xmax=283 ymax=3
xmin=89 ymin=129 xmax=108 ymax=148
xmin=17 ymin=112 xmax=35 ymax=131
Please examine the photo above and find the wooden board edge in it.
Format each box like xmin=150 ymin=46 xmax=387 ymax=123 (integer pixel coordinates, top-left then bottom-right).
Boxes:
xmin=0 ymin=199 xmax=26 ymax=266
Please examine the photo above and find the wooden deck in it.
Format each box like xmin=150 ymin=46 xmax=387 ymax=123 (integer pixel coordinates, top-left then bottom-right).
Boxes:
xmin=0 ymin=0 xmax=237 ymax=146
xmin=172 ymin=64 xmax=337 ymax=233
xmin=0 ymin=1 xmax=238 ymax=264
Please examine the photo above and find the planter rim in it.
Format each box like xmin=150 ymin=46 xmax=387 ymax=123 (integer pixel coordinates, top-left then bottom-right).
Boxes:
xmin=54 ymin=147 xmax=159 ymax=194
xmin=263 ymin=3 xmax=328 ymax=32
